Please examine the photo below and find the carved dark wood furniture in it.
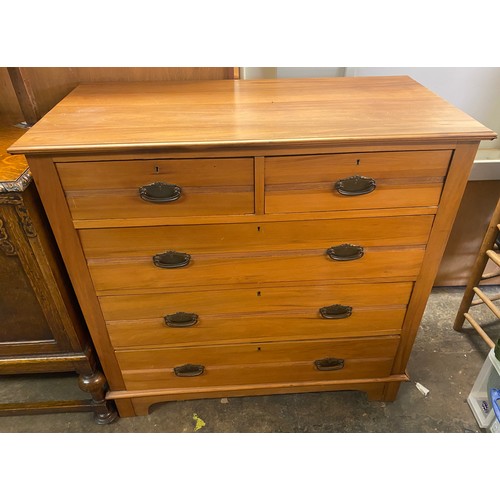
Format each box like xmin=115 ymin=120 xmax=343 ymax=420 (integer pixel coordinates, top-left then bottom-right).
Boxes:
xmin=0 ymin=123 xmax=117 ymax=423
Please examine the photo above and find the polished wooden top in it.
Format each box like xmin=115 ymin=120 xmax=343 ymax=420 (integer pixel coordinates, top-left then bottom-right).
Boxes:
xmin=8 ymin=76 xmax=496 ymax=155
xmin=0 ymin=124 xmax=30 ymax=191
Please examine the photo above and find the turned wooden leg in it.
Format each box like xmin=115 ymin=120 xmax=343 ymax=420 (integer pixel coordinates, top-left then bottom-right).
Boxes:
xmin=78 ymin=370 xmax=118 ymax=424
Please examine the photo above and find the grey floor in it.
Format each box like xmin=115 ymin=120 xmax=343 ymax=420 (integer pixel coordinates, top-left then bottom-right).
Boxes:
xmin=1 ymin=286 xmax=499 ymax=433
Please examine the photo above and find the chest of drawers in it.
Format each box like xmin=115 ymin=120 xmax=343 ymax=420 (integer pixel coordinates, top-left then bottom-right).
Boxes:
xmin=8 ymin=76 xmax=496 ymax=417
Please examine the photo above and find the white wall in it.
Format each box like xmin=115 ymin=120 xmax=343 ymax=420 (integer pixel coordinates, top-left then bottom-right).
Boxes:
xmin=276 ymin=67 xmax=346 ymax=78
xmin=241 ymin=67 xmax=345 ymax=79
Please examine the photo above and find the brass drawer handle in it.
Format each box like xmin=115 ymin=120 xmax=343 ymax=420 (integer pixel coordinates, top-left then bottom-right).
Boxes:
xmin=314 ymin=357 xmax=345 ymax=371
xmin=139 ymin=181 xmax=182 ymax=203
xmin=164 ymin=312 xmax=199 ymax=328
xmin=335 ymin=175 xmax=376 ymax=196
xmin=319 ymin=304 xmax=353 ymax=319
xmin=174 ymin=364 xmax=205 ymax=377
xmin=153 ymin=250 xmax=191 ymax=269
xmin=326 ymin=243 xmax=364 ymax=261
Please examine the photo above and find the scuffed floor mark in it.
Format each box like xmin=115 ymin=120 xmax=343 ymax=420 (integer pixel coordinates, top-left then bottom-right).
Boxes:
xmin=193 ymin=413 xmax=206 ymax=432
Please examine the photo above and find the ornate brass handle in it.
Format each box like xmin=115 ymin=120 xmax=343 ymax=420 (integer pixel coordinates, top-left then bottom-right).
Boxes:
xmin=314 ymin=357 xmax=345 ymax=371
xmin=326 ymin=243 xmax=364 ymax=261
xmin=335 ymin=175 xmax=376 ymax=196
xmin=153 ymin=250 xmax=191 ymax=269
xmin=319 ymin=304 xmax=353 ymax=319
xmin=164 ymin=312 xmax=199 ymax=328
xmin=139 ymin=181 xmax=182 ymax=203
xmin=173 ymin=364 xmax=205 ymax=377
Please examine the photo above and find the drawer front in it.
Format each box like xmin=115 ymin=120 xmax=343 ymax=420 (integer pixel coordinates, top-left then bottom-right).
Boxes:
xmin=83 ymin=216 xmax=430 ymax=292
xmin=89 ymin=247 xmax=425 ymax=293
xmin=101 ymin=282 xmax=413 ymax=348
xmin=79 ymin=215 xmax=433 ymax=259
xmin=265 ymin=150 xmax=452 ymax=214
xmin=116 ymin=336 xmax=400 ymax=390
xmin=56 ymin=158 xmax=254 ymax=219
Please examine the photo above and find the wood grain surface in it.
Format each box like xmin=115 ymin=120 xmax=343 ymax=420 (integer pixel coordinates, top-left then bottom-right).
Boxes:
xmin=99 ymin=282 xmax=413 ymax=320
xmin=265 ymin=149 xmax=450 ymax=213
xmin=8 ymin=77 xmax=496 ymax=155
xmin=8 ymin=67 xmax=238 ymax=119
xmin=392 ymin=142 xmax=483 ymax=377
xmin=79 ymin=215 xmax=434 ymax=258
xmin=101 ymin=282 xmax=412 ymax=348
xmin=117 ymin=335 xmax=400 ymax=390
xmin=56 ymin=158 xmax=254 ymax=189
xmin=10 ymin=77 xmax=496 ymax=413
xmin=265 ymin=150 xmax=452 ymax=182
xmin=88 ymin=247 xmax=426 ymax=293
xmin=0 ymin=68 xmax=24 ymax=125
xmin=24 ymin=156 xmax=127 ymax=389
xmin=58 ymin=157 xmax=255 ymax=219
xmin=0 ymin=124 xmax=28 ymax=183
xmin=106 ymin=310 xmax=407 ymax=350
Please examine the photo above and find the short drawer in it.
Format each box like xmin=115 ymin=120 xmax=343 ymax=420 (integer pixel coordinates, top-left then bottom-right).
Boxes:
xmin=116 ymin=336 xmax=400 ymax=391
xmin=265 ymin=150 xmax=452 ymax=214
xmin=101 ymin=282 xmax=413 ymax=348
xmin=56 ymin=158 xmax=254 ymax=220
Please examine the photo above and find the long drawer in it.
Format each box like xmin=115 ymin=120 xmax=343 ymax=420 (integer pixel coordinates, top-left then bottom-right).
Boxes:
xmin=79 ymin=215 xmax=434 ymax=258
xmin=83 ymin=216 xmax=431 ymax=293
xmin=88 ymin=247 xmax=425 ymax=293
xmin=56 ymin=158 xmax=255 ymax=220
xmin=101 ymin=282 xmax=413 ymax=348
xmin=265 ymin=150 xmax=452 ymax=214
xmin=116 ymin=336 xmax=401 ymax=391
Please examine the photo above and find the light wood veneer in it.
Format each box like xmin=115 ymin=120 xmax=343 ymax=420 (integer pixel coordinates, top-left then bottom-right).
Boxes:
xmin=8 ymin=77 xmax=496 ymax=417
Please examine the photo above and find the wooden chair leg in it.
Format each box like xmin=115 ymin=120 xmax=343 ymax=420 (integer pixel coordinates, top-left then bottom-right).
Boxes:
xmin=454 ymin=197 xmax=500 ymax=333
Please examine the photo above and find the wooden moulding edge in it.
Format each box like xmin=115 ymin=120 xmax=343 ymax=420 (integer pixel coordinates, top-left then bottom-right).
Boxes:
xmin=106 ymin=374 xmax=409 ymax=400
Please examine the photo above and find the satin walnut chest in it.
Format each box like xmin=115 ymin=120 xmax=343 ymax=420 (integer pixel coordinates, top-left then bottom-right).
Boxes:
xmin=8 ymin=76 xmax=496 ymax=417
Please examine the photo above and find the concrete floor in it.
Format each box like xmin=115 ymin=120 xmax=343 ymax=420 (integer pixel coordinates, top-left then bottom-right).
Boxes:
xmin=1 ymin=286 xmax=499 ymax=433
